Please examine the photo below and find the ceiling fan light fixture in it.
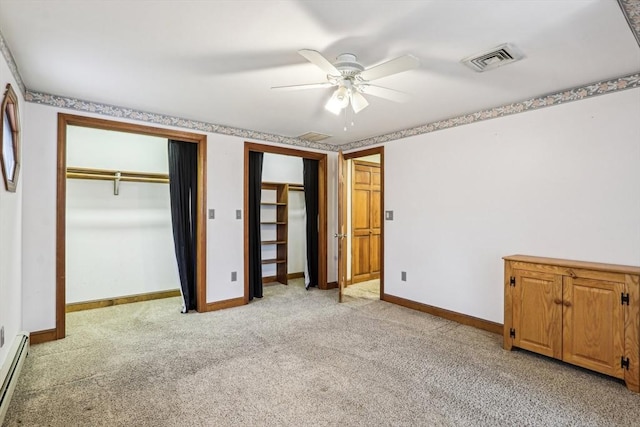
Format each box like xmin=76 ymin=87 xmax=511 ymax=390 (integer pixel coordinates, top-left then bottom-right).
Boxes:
xmin=325 ymin=85 xmax=351 ymax=115
xmin=350 ymin=91 xmax=369 ymax=114
xmin=325 ymin=90 xmax=344 ymax=115
xmin=335 ymin=86 xmax=349 ymax=106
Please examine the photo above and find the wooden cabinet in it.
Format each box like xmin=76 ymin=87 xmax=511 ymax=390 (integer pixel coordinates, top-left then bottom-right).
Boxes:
xmin=504 ymin=255 xmax=640 ymax=392
xmin=260 ymin=182 xmax=288 ymax=285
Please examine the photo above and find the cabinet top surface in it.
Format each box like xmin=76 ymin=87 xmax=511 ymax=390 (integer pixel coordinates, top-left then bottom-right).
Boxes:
xmin=503 ymin=255 xmax=640 ymax=275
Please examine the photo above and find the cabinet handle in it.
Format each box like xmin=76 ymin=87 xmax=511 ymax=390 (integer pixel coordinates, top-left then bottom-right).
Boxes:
xmin=553 ymin=298 xmax=563 ymax=305
xmin=563 ymin=300 xmax=572 ymax=307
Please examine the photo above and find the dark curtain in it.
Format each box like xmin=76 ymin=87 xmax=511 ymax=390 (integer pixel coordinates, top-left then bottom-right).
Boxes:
xmin=168 ymin=140 xmax=198 ymax=312
xmin=303 ymin=158 xmax=319 ymax=289
xmin=248 ymin=151 xmax=264 ymax=300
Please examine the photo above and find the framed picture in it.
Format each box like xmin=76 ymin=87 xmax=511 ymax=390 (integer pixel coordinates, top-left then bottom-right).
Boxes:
xmin=1 ymin=83 xmax=20 ymax=192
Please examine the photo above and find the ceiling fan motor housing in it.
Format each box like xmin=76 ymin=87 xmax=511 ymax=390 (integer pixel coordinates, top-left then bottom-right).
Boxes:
xmin=333 ymin=53 xmax=365 ymax=77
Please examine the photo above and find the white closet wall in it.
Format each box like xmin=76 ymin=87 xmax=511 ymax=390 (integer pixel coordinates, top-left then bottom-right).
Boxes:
xmin=287 ymin=190 xmax=306 ymax=275
xmin=261 ymin=153 xmax=306 ymax=278
xmin=65 ymin=126 xmax=180 ymax=303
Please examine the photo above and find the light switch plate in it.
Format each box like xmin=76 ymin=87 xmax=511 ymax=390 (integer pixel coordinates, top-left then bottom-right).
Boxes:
xmin=208 ymin=209 xmax=215 ymax=219
xmin=231 ymin=271 xmax=237 ymax=282
xmin=401 ymin=271 xmax=407 ymax=281
xmin=385 ymin=211 xmax=394 ymax=220
xmin=236 ymin=210 xmax=242 ymax=219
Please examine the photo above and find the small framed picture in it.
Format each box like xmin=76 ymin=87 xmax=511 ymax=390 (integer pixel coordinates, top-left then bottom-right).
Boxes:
xmin=1 ymin=83 xmax=20 ymax=192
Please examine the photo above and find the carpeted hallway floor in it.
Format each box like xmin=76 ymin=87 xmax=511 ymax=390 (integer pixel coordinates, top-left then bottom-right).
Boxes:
xmin=343 ymin=279 xmax=380 ymax=300
xmin=3 ymin=279 xmax=640 ymax=426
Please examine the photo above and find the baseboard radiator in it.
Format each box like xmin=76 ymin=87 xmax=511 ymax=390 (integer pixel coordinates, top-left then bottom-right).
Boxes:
xmin=0 ymin=333 xmax=29 ymax=424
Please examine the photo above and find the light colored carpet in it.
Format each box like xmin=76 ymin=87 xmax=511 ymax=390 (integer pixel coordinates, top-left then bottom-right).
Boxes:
xmin=4 ymin=279 xmax=640 ymax=426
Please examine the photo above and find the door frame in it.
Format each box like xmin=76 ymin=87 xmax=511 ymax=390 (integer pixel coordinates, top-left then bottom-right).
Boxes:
xmin=243 ymin=142 xmax=328 ymax=302
xmin=341 ymin=147 xmax=384 ymax=299
xmin=56 ymin=113 xmax=208 ymax=340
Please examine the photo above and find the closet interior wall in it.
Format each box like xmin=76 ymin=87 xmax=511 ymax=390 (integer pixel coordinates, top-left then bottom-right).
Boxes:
xmin=65 ymin=126 xmax=180 ymax=304
xmin=261 ymin=153 xmax=306 ymax=283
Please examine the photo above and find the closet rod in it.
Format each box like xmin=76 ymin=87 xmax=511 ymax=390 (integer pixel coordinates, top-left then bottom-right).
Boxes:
xmin=66 ymin=167 xmax=169 ymax=184
xmin=67 ymin=166 xmax=169 ymax=195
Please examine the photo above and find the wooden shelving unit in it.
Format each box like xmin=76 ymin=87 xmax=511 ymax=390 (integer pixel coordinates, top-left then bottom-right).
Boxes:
xmin=260 ymin=182 xmax=288 ymax=285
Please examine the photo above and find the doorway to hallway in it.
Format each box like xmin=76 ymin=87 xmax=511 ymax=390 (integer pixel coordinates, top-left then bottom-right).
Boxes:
xmin=338 ymin=146 xmax=384 ymax=302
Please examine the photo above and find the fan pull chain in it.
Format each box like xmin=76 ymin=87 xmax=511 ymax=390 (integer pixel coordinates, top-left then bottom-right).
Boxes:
xmin=344 ymin=107 xmax=348 ymax=131
xmin=343 ymin=105 xmax=355 ymax=131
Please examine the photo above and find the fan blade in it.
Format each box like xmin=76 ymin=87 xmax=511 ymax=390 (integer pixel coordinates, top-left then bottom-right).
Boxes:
xmin=298 ymin=49 xmax=341 ymax=76
xmin=350 ymin=91 xmax=369 ymax=114
xmin=359 ymin=54 xmax=420 ymax=81
xmin=271 ymin=82 xmax=334 ymax=91
xmin=360 ymin=85 xmax=410 ymax=103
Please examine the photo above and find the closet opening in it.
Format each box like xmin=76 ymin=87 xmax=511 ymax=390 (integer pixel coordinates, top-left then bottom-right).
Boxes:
xmin=55 ymin=113 xmax=207 ymax=340
xmin=244 ymin=142 xmax=328 ymax=302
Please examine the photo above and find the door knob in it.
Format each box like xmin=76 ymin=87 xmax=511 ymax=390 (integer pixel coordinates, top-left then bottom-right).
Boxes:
xmin=553 ymin=298 xmax=563 ymax=305
xmin=563 ymin=301 xmax=572 ymax=307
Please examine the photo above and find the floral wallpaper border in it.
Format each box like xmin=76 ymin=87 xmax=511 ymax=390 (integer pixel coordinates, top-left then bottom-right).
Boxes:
xmin=24 ymin=90 xmax=336 ymax=151
xmin=0 ymin=29 xmax=27 ymax=95
xmin=340 ymin=73 xmax=640 ymax=151
xmin=20 ymin=72 xmax=640 ymax=152
xmin=2 ymin=1 xmax=640 ymax=153
xmin=620 ymin=0 xmax=640 ymax=47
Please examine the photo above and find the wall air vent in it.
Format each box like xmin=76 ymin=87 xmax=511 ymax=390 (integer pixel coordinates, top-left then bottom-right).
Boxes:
xmin=461 ymin=43 xmax=524 ymax=72
xmin=297 ymin=132 xmax=331 ymax=142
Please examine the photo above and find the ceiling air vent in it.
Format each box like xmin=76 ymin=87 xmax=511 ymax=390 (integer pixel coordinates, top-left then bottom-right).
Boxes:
xmin=297 ymin=131 xmax=331 ymax=142
xmin=461 ymin=43 xmax=523 ymax=72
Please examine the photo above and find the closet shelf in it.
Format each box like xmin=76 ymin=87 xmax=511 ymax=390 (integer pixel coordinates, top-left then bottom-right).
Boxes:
xmin=261 ymin=182 xmax=289 ymax=285
xmin=262 ymin=258 xmax=286 ymax=265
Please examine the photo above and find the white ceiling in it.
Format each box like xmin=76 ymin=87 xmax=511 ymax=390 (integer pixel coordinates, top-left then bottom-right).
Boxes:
xmin=1 ymin=0 xmax=639 ymax=146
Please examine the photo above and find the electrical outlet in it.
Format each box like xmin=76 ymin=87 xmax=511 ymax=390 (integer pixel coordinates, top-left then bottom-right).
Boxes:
xmin=0 ymin=326 xmax=4 ymax=348
xmin=231 ymin=271 xmax=237 ymax=282
xmin=208 ymin=209 xmax=215 ymax=219
xmin=236 ymin=210 xmax=242 ymax=219
xmin=401 ymin=271 xmax=407 ymax=281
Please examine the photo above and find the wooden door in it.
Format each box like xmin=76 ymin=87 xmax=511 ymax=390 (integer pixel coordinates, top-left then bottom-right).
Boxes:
xmin=562 ymin=276 xmax=625 ymax=379
xmin=512 ymin=270 xmax=563 ymax=359
xmin=351 ymin=161 xmax=381 ymax=283
xmin=337 ymin=151 xmax=347 ymax=302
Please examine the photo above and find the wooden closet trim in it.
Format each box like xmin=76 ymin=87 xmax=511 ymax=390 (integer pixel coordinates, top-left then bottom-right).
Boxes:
xmin=56 ymin=113 xmax=208 ymax=341
xmin=243 ymin=142 xmax=328 ymax=302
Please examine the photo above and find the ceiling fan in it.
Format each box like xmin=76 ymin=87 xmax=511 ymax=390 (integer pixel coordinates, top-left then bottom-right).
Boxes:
xmin=272 ymin=49 xmax=420 ymax=115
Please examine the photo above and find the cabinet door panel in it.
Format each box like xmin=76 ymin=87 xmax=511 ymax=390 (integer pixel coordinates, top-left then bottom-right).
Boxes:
xmin=513 ymin=270 xmax=563 ymax=359
xmin=563 ymin=277 xmax=625 ymax=379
